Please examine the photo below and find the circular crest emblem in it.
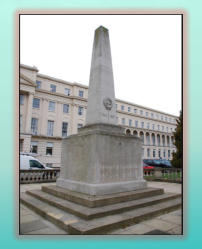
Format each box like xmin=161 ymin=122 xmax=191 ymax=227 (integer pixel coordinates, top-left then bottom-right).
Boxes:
xmin=103 ymin=97 xmax=113 ymax=110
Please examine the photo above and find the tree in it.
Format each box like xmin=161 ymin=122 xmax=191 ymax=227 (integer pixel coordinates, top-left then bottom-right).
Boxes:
xmin=171 ymin=111 xmax=183 ymax=168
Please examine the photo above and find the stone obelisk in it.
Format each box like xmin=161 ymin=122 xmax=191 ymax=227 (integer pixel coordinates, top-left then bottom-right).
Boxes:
xmin=56 ymin=26 xmax=147 ymax=195
xmin=86 ymin=26 xmax=116 ymax=125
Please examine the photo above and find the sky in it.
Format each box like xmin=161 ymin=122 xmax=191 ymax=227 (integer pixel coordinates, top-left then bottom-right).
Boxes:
xmin=20 ymin=14 xmax=182 ymax=116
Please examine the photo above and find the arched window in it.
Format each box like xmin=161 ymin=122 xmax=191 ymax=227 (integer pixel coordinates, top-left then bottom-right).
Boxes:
xmin=167 ymin=136 xmax=170 ymax=146
xmin=152 ymin=133 xmax=155 ymax=146
xmin=126 ymin=129 xmax=131 ymax=135
xmin=133 ymin=130 xmax=138 ymax=136
xmin=146 ymin=132 xmax=150 ymax=145
xmin=157 ymin=134 xmax=160 ymax=146
xmin=140 ymin=131 xmax=144 ymax=144
xmin=162 ymin=135 xmax=165 ymax=146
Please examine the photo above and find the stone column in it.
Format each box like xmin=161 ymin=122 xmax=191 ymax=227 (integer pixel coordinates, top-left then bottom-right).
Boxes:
xmin=25 ymin=93 xmax=33 ymax=134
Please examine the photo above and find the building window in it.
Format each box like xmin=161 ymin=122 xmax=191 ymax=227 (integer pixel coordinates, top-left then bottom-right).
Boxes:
xmin=122 ymin=118 xmax=125 ymax=125
xmin=134 ymin=109 xmax=137 ymax=114
xmin=33 ymin=98 xmax=40 ymax=108
xmin=146 ymin=112 xmax=148 ymax=117
xmin=47 ymin=121 xmax=54 ymax=136
xmin=135 ymin=120 xmax=138 ymax=128
xmin=141 ymin=122 xmax=144 ymax=128
xmin=20 ymin=140 xmax=23 ymax=152
xmin=78 ymin=106 xmax=84 ymax=115
xmin=129 ymin=119 xmax=132 ymax=127
xmin=128 ymin=107 xmax=131 ymax=112
xmin=161 ymin=115 xmax=163 ymax=121
xmin=147 ymin=148 xmax=150 ymax=158
xmin=162 ymin=126 xmax=164 ymax=131
xmin=168 ymin=150 xmax=170 ymax=158
xmin=157 ymin=125 xmax=160 ymax=131
xmin=165 ymin=116 xmax=167 ymax=122
xmin=171 ymin=128 xmax=173 ymax=132
xmin=36 ymin=80 xmax=41 ymax=89
xmin=153 ymin=149 xmax=156 ymax=158
xmin=140 ymin=110 xmax=143 ymax=115
xmin=163 ymin=150 xmax=166 ymax=158
xmin=158 ymin=149 xmax=161 ymax=158
xmin=142 ymin=148 xmax=144 ymax=157
xmin=30 ymin=141 xmax=38 ymax=154
xmin=63 ymin=104 xmax=69 ymax=113
xmin=169 ymin=117 xmax=171 ymax=122
xmin=62 ymin=122 xmax=68 ymax=137
xmin=20 ymin=94 xmax=24 ymax=105
xmin=31 ymin=118 xmax=38 ymax=135
xmin=166 ymin=127 xmax=168 ymax=132
xmin=65 ymin=88 xmax=70 ymax=96
xmin=20 ymin=115 xmax=23 ymax=132
xmin=152 ymin=124 xmax=155 ymax=130
xmin=77 ymin=123 xmax=83 ymax=130
xmin=147 ymin=123 xmax=150 ymax=129
xmin=79 ymin=90 xmax=84 ymax=97
xmin=46 ymin=142 xmax=53 ymax=155
xmin=121 ymin=105 xmax=125 ymax=111
xmin=50 ymin=84 xmax=56 ymax=93
xmin=48 ymin=101 xmax=55 ymax=111
xmin=151 ymin=113 xmax=154 ymax=118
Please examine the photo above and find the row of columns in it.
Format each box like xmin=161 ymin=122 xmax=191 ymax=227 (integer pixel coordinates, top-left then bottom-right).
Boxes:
xmin=125 ymin=129 xmax=174 ymax=148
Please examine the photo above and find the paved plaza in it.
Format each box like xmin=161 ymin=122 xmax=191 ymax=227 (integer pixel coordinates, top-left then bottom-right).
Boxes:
xmin=20 ymin=181 xmax=182 ymax=235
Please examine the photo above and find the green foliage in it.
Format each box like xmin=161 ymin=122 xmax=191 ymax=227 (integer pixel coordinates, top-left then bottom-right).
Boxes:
xmin=171 ymin=111 xmax=183 ymax=168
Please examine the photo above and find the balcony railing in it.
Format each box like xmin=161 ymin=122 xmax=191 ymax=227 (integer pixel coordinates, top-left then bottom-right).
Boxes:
xmin=20 ymin=169 xmax=60 ymax=184
xmin=144 ymin=167 xmax=182 ymax=183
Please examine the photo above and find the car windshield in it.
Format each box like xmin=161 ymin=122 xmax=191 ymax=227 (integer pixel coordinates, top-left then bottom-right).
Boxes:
xmin=153 ymin=160 xmax=161 ymax=165
xmin=29 ymin=160 xmax=45 ymax=169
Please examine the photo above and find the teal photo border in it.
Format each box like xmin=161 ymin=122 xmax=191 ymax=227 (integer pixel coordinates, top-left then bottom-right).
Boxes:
xmin=0 ymin=0 xmax=201 ymax=248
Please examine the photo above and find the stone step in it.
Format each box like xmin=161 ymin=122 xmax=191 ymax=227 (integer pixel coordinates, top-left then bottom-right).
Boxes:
xmin=68 ymin=198 xmax=181 ymax=235
xmin=26 ymin=189 xmax=180 ymax=220
xmin=20 ymin=193 xmax=79 ymax=233
xmin=42 ymin=185 xmax=164 ymax=207
xmin=20 ymin=193 xmax=181 ymax=235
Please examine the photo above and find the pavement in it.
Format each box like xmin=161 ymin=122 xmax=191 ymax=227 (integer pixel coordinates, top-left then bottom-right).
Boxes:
xmin=20 ymin=181 xmax=182 ymax=235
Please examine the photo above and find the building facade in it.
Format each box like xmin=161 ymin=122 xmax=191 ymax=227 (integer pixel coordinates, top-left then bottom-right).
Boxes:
xmin=20 ymin=64 xmax=177 ymax=167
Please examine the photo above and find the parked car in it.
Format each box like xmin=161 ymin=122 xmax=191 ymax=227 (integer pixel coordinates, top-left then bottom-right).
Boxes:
xmin=143 ymin=159 xmax=172 ymax=168
xmin=143 ymin=161 xmax=154 ymax=170
xmin=20 ymin=154 xmax=51 ymax=170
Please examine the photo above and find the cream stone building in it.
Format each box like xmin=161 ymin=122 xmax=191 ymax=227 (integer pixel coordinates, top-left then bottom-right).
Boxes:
xmin=20 ymin=64 xmax=177 ymax=168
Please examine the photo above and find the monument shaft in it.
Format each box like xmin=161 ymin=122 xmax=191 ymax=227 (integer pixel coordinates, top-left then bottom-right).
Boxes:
xmin=86 ymin=26 xmax=116 ymax=125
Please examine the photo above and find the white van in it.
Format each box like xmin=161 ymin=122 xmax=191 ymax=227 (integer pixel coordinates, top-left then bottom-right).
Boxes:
xmin=20 ymin=154 xmax=51 ymax=170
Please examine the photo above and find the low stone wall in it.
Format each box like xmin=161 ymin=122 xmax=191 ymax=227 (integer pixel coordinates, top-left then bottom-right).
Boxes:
xmin=20 ymin=169 xmax=60 ymax=184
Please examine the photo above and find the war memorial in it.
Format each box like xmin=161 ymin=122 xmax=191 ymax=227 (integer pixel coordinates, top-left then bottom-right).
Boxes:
xmin=21 ymin=26 xmax=181 ymax=235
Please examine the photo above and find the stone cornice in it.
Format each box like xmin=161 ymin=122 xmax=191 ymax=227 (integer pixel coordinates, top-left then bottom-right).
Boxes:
xmin=20 ymin=73 xmax=37 ymax=87
xmin=20 ymin=64 xmax=39 ymax=72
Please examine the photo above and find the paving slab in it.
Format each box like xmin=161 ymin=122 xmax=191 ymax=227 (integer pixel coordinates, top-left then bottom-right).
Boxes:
xmin=157 ymin=213 xmax=181 ymax=225
xmin=141 ymin=218 xmax=177 ymax=232
xmin=20 ymin=220 xmax=47 ymax=234
xmin=167 ymin=225 xmax=182 ymax=234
